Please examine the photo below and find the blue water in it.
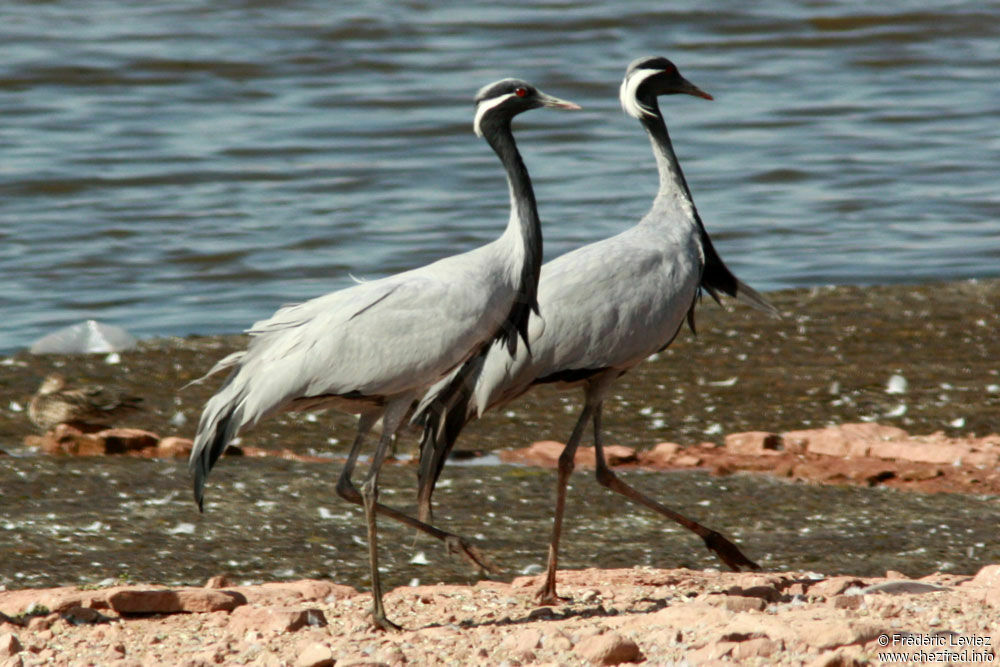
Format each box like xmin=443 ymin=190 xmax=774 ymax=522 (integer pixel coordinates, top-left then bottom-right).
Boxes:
xmin=3 ymin=1 xmax=999 ymax=352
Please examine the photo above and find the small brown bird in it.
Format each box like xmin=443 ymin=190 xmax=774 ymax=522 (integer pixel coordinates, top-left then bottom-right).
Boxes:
xmin=28 ymin=373 xmax=142 ymax=431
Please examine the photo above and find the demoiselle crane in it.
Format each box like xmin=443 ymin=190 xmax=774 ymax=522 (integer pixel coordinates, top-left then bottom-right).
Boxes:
xmin=414 ymin=57 xmax=778 ymax=603
xmin=188 ymin=79 xmax=580 ymax=629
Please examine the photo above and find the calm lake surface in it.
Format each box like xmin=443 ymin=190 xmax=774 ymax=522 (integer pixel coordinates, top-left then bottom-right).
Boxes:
xmin=2 ymin=1 xmax=999 ymax=352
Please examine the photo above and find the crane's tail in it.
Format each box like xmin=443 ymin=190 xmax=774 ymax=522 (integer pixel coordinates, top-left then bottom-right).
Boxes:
xmin=699 ymin=228 xmax=780 ymax=318
xmin=729 ymin=276 xmax=779 ymax=316
xmin=411 ymin=353 xmax=484 ymax=523
xmin=189 ymin=369 xmax=248 ymax=512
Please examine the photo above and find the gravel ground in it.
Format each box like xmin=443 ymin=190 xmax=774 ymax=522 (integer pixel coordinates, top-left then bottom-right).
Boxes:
xmin=1 ymin=566 xmax=998 ymax=666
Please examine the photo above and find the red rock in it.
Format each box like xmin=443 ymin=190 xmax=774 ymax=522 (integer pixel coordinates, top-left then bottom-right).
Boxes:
xmin=156 ymin=436 xmax=193 ymax=458
xmin=34 ymin=426 xmax=161 ymax=457
xmin=808 ymin=433 xmax=853 ymax=457
xmin=546 ymin=633 xmax=573 ymax=652
xmin=641 ymin=442 xmax=680 ymax=467
xmin=0 ymin=586 xmax=110 ymax=616
xmin=898 ymin=467 xmax=942 ymax=481
xmin=36 ymin=428 xmax=104 ymax=456
xmin=26 ymin=615 xmax=53 ymax=632
xmin=673 ymin=454 xmax=702 ymax=467
xmin=706 ymin=595 xmax=767 ymax=612
xmin=805 ymin=620 xmax=883 ymax=650
xmin=498 ymin=442 xmax=635 ymax=469
xmin=0 ymin=633 xmax=22 ymax=660
xmin=725 ymin=584 xmax=781 ymax=602
xmin=204 ymin=575 xmax=232 ymax=589
xmin=107 ymin=588 xmax=246 ymax=614
xmin=295 ymin=641 xmax=334 ymax=667
xmin=808 ymin=576 xmax=865 ymax=598
xmin=500 ymin=628 xmax=541 ymax=657
xmin=806 ymin=648 xmax=867 ymax=667
xmin=236 ymin=446 xmax=335 ymax=463
xmin=499 ymin=440 xmax=564 ymax=467
xmin=573 ymin=632 xmax=643 ymax=665
xmin=870 ymin=440 xmax=967 ymax=464
xmin=228 ymin=606 xmax=327 ymax=635
xmin=61 ymin=606 xmax=106 ymax=624
xmin=968 ymin=564 xmax=1000 ymax=609
xmin=972 ymin=564 xmax=1000 ymax=587
xmin=964 ymin=449 xmax=1000 ymax=467
xmin=96 ymin=428 xmax=160 ymax=455
xmin=784 ymin=423 xmax=908 ymax=458
xmin=230 ymin=580 xmax=357 ymax=606
xmin=725 ymin=431 xmax=782 ymax=455
xmin=829 ymin=595 xmax=862 ymax=610
xmin=689 ymin=640 xmax=736 ymax=662
xmin=732 ymin=636 xmax=781 ymax=659
xmin=602 ymin=445 xmax=637 ymax=466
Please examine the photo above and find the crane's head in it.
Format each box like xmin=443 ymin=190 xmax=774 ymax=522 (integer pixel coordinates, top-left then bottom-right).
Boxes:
xmin=473 ymin=78 xmax=581 ymax=137
xmin=620 ymin=56 xmax=712 ymax=120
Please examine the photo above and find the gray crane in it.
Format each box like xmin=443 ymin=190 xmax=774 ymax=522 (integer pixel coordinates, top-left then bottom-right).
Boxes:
xmin=188 ymin=79 xmax=580 ymax=629
xmin=414 ymin=57 xmax=778 ymax=603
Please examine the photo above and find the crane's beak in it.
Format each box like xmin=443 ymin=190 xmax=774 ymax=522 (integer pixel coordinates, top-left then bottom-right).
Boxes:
xmin=537 ymin=92 xmax=582 ymax=111
xmin=677 ymin=77 xmax=713 ymax=101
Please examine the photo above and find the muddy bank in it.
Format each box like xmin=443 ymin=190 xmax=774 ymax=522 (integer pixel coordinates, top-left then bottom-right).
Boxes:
xmin=2 ymin=279 xmax=999 ymax=456
xmin=499 ymin=422 xmax=1000 ymax=495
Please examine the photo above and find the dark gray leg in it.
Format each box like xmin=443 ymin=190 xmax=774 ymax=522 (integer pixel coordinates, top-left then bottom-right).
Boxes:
xmin=591 ymin=408 xmax=759 ymax=572
xmin=536 ymin=402 xmax=593 ymax=604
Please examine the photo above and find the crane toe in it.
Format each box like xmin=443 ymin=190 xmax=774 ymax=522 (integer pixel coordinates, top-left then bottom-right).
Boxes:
xmin=701 ymin=531 xmax=760 ymax=572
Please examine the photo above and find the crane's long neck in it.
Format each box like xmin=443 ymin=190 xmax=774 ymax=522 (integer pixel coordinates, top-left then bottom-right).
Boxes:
xmin=488 ymin=123 xmax=542 ymax=260
xmin=483 ymin=119 xmax=543 ymax=350
xmin=639 ymin=100 xmax=698 ymax=216
xmin=638 ymin=96 xmax=748 ymax=304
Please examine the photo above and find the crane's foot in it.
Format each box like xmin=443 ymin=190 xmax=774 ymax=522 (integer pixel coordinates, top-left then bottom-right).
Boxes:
xmin=534 ymin=582 xmax=569 ymax=606
xmin=369 ymin=609 xmax=402 ymax=632
xmin=702 ymin=530 xmax=760 ymax=571
xmin=444 ymin=535 xmax=501 ymax=575
xmin=534 ymin=570 xmax=570 ymax=606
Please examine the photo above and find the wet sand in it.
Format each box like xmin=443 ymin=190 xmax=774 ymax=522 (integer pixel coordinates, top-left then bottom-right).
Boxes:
xmin=1 ymin=279 xmax=998 ymax=588
xmin=3 ymin=279 xmax=999 ymax=454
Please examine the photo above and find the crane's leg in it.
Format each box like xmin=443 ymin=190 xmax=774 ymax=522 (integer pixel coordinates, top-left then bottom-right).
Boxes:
xmin=334 ymin=403 xmax=496 ymax=631
xmin=536 ymin=402 xmax=593 ymax=605
xmin=358 ymin=399 xmax=409 ymax=631
xmin=335 ymin=412 xmax=379 ymax=502
xmin=334 ymin=412 xmax=398 ymax=629
xmin=590 ymin=408 xmax=759 ymax=572
xmin=336 ymin=418 xmax=497 ymax=577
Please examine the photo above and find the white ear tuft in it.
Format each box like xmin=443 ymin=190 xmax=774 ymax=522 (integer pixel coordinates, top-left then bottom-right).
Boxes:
xmin=620 ymin=68 xmax=660 ymax=119
xmin=473 ymin=92 xmax=517 ymax=137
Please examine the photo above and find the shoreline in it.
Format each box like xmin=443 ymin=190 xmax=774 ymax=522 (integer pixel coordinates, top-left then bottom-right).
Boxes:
xmin=3 ymin=278 xmax=999 ymax=457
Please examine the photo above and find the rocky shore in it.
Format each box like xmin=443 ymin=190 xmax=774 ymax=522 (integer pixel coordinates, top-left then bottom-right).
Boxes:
xmin=20 ymin=419 xmax=1000 ymax=497
xmin=1 ymin=566 xmax=998 ymax=666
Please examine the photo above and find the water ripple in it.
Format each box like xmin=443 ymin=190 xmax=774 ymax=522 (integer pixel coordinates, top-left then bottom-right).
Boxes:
xmin=3 ymin=0 xmax=999 ymax=351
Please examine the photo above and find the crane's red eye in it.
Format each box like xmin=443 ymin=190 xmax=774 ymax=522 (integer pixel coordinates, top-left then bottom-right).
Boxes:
xmin=515 ymin=87 xmax=528 ymax=97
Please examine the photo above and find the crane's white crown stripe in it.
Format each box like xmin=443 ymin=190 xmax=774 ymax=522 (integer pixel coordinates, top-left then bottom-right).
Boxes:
xmin=620 ymin=67 xmax=660 ymax=119
xmin=474 ymin=92 xmax=518 ymax=137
